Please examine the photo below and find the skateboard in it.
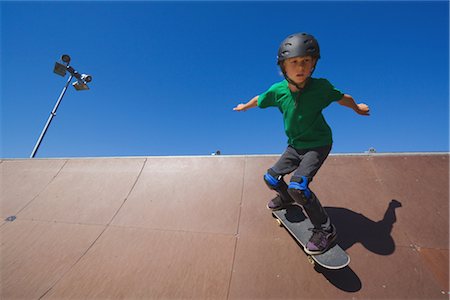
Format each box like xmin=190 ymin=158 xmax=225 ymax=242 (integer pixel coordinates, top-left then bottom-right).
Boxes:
xmin=272 ymin=205 xmax=350 ymax=270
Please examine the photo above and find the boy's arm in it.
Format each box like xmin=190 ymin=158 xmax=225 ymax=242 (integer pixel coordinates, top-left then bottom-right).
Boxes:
xmin=233 ymin=95 xmax=259 ymax=111
xmin=338 ymin=94 xmax=370 ymax=116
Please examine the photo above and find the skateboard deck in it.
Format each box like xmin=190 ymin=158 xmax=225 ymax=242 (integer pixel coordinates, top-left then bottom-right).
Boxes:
xmin=272 ymin=205 xmax=350 ymax=270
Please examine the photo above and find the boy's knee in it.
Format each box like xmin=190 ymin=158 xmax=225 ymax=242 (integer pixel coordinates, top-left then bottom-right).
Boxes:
xmin=288 ymin=176 xmax=312 ymax=205
xmin=264 ymin=171 xmax=281 ymax=190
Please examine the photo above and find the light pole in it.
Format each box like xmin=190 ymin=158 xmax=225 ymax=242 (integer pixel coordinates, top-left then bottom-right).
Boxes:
xmin=30 ymin=55 xmax=92 ymax=158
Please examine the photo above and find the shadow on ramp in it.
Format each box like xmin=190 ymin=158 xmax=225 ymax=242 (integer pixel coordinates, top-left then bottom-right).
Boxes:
xmin=282 ymin=199 xmax=402 ymax=255
xmin=281 ymin=200 xmax=402 ymax=292
xmin=315 ymin=266 xmax=362 ymax=292
xmin=319 ymin=199 xmax=402 ymax=292
xmin=326 ymin=199 xmax=402 ymax=255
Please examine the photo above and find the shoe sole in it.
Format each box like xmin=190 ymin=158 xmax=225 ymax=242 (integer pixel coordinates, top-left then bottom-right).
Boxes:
xmin=266 ymin=204 xmax=285 ymax=211
xmin=266 ymin=202 xmax=295 ymax=211
xmin=303 ymin=234 xmax=338 ymax=255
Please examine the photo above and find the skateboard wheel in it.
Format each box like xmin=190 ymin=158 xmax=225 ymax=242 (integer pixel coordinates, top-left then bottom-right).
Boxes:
xmin=275 ymin=219 xmax=282 ymax=227
xmin=307 ymin=256 xmax=315 ymax=266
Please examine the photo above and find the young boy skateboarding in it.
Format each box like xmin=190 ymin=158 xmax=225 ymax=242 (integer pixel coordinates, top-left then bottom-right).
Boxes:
xmin=233 ymin=33 xmax=370 ymax=254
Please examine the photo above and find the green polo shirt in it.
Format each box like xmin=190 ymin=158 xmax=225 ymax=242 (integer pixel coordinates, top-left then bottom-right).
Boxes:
xmin=257 ymin=78 xmax=344 ymax=149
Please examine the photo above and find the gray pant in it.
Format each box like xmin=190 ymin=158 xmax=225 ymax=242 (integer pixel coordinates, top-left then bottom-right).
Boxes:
xmin=268 ymin=145 xmax=332 ymax=230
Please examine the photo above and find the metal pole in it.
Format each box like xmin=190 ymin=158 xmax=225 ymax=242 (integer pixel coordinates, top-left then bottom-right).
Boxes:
xmin=30 ymin=74 xmax=73 ymax=158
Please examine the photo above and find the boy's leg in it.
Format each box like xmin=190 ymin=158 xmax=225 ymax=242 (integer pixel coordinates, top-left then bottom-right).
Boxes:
xmin=264 ymin=146 xmax=301 ymax=210
xmin=286 ymin=145 xmax=336 ymax=254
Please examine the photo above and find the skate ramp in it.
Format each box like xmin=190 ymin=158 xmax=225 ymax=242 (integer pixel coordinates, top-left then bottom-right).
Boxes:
xmin=1 ymin=153 xmax=448 ymax=299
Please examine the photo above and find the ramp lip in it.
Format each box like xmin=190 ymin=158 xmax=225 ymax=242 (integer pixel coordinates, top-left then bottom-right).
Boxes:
xmin=1 ymin=151 xmax=449 ymax=160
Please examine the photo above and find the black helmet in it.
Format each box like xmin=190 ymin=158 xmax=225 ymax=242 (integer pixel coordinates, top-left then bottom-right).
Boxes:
xmin=277 ymin=33 xmax=320 ymax=64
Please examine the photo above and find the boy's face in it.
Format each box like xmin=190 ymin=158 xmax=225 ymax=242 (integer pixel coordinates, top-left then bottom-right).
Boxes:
xmin=283 ymin=56 xmax=316 ymax=86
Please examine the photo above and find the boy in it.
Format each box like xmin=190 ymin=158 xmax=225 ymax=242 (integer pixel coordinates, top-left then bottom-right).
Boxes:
xmin=233 ymin=33 xmax=370 ymax=254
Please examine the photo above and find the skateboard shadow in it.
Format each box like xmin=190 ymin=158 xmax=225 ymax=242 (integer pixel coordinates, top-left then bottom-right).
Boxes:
xmin=282 ymin=205 xmax=363 ymax=292
xmin=325 ymin=199 xmax=403 ymax=256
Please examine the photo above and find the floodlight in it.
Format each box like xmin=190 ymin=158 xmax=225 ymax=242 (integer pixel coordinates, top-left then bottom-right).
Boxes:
xmin=61 ymin=54 xmax=71 ymax=64
xmin=53 ymin=62 xmax=67 ymax=76
xmin=72 ymin=80 xmax=90 ymax=91
xmin=81 ymin=74 xmax=92 ymax=83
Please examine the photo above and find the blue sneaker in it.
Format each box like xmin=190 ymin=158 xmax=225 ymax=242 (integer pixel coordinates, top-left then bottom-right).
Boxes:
xmin=304 ymin=225 xmax=337 ymax=255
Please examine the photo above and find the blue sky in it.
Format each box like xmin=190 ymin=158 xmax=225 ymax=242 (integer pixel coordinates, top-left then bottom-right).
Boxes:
xmin=1 ymin=1 xmax=449 ymax=158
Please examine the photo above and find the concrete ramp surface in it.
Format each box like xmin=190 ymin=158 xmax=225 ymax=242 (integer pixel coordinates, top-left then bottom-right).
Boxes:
xmin=1 ymin=154 xmax=448 ymax=299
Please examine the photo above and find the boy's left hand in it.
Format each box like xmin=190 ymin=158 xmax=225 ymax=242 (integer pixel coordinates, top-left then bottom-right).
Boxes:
xmin=355 ymin=103 xmax=370 ymax=116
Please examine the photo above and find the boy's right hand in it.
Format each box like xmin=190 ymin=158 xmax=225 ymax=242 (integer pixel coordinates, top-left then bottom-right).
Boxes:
xmin=233 ymin=96 xmax=259 ymax=112
xmin=233 ymin=104 xmax=247 ymax=111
